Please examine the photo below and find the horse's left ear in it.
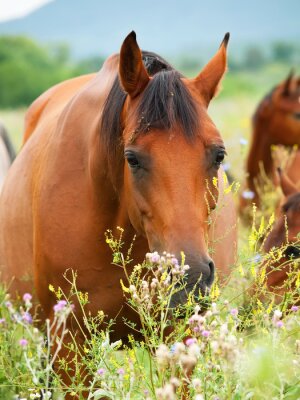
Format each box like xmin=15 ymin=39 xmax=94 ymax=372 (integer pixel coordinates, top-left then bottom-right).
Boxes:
xmin=119 ymin=31 xmax=150 ymax=98
xmin=193 ymin=33 xmax=230 ymax=107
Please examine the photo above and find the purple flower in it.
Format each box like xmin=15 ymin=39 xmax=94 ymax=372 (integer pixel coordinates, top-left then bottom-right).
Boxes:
xmin=22 ymin=311 xmax=33 ymax=324
xmin=53 ymin=300 xmax=67 ymax=313
xmin=193 ymin=326 xmax=200 ymax=333
xmin=0 ymin=318 xmax=5 ymax=324
xmin=291 ymin=306 xmax=299 ymax=312
xmin=230 ymin=308 xmax=239 ymax=317
xmin=97 ymin=368 xmax=105 ymax=376
xmin=242 ymin=190 xmax=255 ymax=200
xmin=239 ymin=138 xmax=248 ymax=146
xmin=185 ymin=338 xmax=197 ymax=346
xmin=19 ymin=338 xmax=28 ymax=347
xmin=222 ymin=162 xmax=231 ymax=171
xmin=117 ymin=368 xmax=125 ymax=375
xmin=150 ymin=253 xmax=160 ymax=263
xmin=202 ymin=330 xmax=210 ymax=338
xmin=276 ymin=321 xmax=284 ymax=328
xmin=5 ymin=301 xmax=12 ymax=309
xmin=23 ymin=293 xmax=32 ymax=303
xmin=171 ymin=257 xmax=178 ymax=265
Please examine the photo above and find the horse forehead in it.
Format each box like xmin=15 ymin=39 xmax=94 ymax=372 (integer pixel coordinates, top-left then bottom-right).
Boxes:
xmin=132 ymin=129 xmax=205 ymax=156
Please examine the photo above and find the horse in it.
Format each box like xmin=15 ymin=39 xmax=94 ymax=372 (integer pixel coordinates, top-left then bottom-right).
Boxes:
xmin=240 ymin=71 xmax=300 ymax=213
xmin=264 ymin=168 xmax=300 ymax=300
xmin=0 ymin=31 xmax=236 ymax=393
xmin=0 ymin=121 xmax=16 ymax=191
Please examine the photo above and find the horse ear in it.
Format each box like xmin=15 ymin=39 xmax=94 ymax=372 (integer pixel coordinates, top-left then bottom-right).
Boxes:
xmin=119 ymin=31 xmax=150 ymax=98
xmin=277 ymin=167 xmax=298 ymax=197
xmin=193 ymin=33 xmax=230 ymax=107
xmin=281 ymin=69 xmax=294 ymax=97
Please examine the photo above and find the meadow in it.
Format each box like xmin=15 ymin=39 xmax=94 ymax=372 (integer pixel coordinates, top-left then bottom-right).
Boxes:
xmin=0 ymin=63 xmax=299 ymax=399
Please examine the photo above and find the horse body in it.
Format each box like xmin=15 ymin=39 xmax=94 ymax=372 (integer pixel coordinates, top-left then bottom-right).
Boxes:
xmin=0 ymin=33 xmax=236 ymax=341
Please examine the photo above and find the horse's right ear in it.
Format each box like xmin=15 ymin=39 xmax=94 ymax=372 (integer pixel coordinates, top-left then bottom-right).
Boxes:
xmin=281 ymin=69 xmax=294 ymax=97
xmin=277 ymin=167 xmax=298 ymax=197
xmin=119 ymin=31 xmax=150 ymax=98
xmin=193 ymin=33 xmax=230 ymax=107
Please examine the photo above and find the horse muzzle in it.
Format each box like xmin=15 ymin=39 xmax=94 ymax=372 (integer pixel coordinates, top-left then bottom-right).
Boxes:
xmin=169 ymin=257 xmax=215 ymax=309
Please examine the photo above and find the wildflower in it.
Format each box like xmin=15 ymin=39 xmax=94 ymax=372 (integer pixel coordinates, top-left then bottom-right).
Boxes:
xmin=53 ymin=300 xmax=67 ymax=313
xmin=239 ymin=137 xmax=248 ymax=146
xmin=156 ymin=344 xmax=170 ymax=368
xmin=230 ymin=308 xmax=238 ymax=317
xmin=19 ymin=338 xmax=28 ymax=347
xmin=147 ymin=252 xmax=160 ymax=264
xmin=0 ymin=318 xmax=5 ymax=324
xmin=23 ymin=293 xmax=32 ymax=303
xmin=185 ymin=337 xmax=197 ymax=346
xmin=202 ymin=330 xmax=210 ymax=338
xmin=242 ymin=190 xmax=255 ymax=199
xmin=117 ymin=368 xmax=125 ymax=375
xmin=222 ymin=162 xmax=231 ymax=171
xmin=291 ymin=305 xmax=299 ymax=312
xmin=97 ymin=368 xmax=105 ymax=376
xmin=22 ymin=311 xmax=33 ymax=324
xmin=5 ymin=301 xmax=12 ymax=309
xmin=276 ymin=320 xmax=284 ymax=328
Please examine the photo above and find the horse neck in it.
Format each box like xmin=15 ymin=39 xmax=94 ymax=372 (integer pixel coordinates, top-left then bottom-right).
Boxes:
xmin=246 ymin=119 xmax=273 ymax=193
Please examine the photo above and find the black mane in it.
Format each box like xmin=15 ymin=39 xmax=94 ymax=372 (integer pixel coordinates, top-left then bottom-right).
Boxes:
xmin=100 ymin=51 xmax=199 ymax=170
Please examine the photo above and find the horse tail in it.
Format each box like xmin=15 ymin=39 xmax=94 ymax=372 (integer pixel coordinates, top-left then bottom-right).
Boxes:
xmin=0 ymin=122 xmax=16 ymax=163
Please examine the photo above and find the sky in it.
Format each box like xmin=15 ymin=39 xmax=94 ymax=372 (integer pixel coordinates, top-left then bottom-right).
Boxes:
xmin=0 ymin=0 xmax=52 ymax=21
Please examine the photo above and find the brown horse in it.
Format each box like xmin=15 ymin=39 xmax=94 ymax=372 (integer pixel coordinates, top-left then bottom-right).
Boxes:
xmin=240 ymin=71 xmax=300 ymax=211
xmin=264 ymin=168 xmax=300 ymax=298
xmin=0 ymin=32 xmax=236 ymax=346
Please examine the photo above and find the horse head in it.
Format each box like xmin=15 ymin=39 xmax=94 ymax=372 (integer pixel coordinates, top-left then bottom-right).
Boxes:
xmin=103 ymin=31 xmax=229 ymax=305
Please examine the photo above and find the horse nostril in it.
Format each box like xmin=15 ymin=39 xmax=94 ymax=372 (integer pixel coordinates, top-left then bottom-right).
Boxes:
xmin=206 ymin=260 xmax=215 ymax=286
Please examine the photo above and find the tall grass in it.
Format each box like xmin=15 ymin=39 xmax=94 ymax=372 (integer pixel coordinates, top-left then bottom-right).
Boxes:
xmin=0 ymin=211 xmax=299 ymax=399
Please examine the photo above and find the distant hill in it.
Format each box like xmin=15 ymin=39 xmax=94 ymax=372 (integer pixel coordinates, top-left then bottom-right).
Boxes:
xmin=0 ymin=0 xmax=299 ymax=58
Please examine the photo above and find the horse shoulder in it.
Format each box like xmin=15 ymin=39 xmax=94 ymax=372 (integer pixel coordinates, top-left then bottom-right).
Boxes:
xmin=23 ymin=74 xmax=96 ymax=144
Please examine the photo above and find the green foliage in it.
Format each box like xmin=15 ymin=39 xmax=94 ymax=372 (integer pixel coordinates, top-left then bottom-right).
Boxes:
xmin=0 ymin=36 xmax=104 ymax=108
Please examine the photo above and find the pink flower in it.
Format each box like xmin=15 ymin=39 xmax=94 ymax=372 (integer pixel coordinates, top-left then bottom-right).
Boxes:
xmin=19 ymin=338 xmax=28 ymax=347
xmin=202 ymin=330 xmax=210 ymax=338
xmin=53 ymin=300 xmax=67 ymax=313
xmin=117 ymin=368 xmax=125 ymax=375
xmin=276 ymin=321 xmax=284 ymax=328
xmin=23 ymin=293 xmax=32 ymax=303
xmin=230 ymin=308 xmax=238 ymax=317
xmin=0 ymin=318 xmax=5 ymax=324
xmin=97 ymin=368 xmax=105 ymax=376
xmin=291 ymin=306 xmax=299 ymax=312
xmin=185 ymin=338 xmax=197 ymax=346
xmin=22 ymin=312 xmax=33 ymax=324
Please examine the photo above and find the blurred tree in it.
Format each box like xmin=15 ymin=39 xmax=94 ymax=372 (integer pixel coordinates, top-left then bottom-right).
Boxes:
xmin=271 ymin=42 xmax=295 ymax=63
xmin=0 ymin=36 xmax=105 ymax=108
xmin=243 ymin=46 xmax=266 ymax=70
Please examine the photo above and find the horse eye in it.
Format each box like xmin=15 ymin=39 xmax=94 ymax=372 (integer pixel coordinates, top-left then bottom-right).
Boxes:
xmin=125 ymin=153 xmax=140 ymax=169
xmin=284 ymin=245 xmax=300 ymax=259
xmin=215 ymin=151 xmax=225 ymax=167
